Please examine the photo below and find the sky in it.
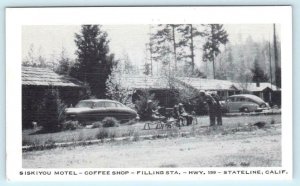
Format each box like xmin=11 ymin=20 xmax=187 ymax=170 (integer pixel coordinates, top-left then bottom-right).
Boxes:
xmin=22 ymin=24 xmax=279 ymax=70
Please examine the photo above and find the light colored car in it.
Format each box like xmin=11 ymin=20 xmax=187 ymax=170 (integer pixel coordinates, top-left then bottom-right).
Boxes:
xmin=222 ymin=94 xmax=270 ymax=113
xmin=65 ymin=99 xmax=138 ymax=124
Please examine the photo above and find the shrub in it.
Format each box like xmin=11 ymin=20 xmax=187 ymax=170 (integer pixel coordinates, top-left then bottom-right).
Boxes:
xmin=102 ymin=117 xmax=119 ymax=128
xmin=91 ymin=121 xmax=102 ymax=128
xmin=61 ymin=120 xmax=79 ymax=130
xmin=270 ymin=118 xmax=276 ymax=124
xmin=96 ymin=128 xmax=109 ymax=140
xmin=40 ymin=89 xmax=68 ymax=132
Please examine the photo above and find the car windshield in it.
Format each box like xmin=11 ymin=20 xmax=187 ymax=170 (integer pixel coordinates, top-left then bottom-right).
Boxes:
xmin=94 ymin=102 xmax=106 ymax=108
xmin=75 ymin=101 xmax=94 ymax=108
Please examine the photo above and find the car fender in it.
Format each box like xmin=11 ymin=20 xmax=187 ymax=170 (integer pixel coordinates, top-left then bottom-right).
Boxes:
xmin=240 ymin=103 xmax=258 ymax=111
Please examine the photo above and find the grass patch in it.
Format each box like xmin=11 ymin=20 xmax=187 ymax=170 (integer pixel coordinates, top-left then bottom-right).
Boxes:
xmin=132 ymin=131 xmax=140 ymax=141
xmin=22 ymin=114 xmax=281 ymax=147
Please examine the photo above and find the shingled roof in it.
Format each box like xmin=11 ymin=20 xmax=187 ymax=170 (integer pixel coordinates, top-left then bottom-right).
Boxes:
xmin=177 ymin=77 xmax=239 ymax=91
xmin=120 ymin=75 xmax=170 ymax=89
xmin=22 ymin=66 xmax=84 ymax=88
xmin=239 ymin=82 xmax=280 ymax=92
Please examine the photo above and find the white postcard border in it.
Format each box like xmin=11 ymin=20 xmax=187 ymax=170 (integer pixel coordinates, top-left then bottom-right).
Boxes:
xmin=6 ymin=6 xmax=292 ymax=181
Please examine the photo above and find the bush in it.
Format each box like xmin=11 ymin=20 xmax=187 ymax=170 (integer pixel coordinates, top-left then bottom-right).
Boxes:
xmin=270 ymin=118 xmax=276 ymax=124
xmin=96 ymin=128 xmax=109 ymax=140
xmin=102 ymin=117 xmax=119 ymax=128
xmin=40 ymin=89 xmax=68 ymax=132
xmin=91 ymin=121 xmax=102 ymax=128
xmin=61 ymin=120 xmax=80 ymax=130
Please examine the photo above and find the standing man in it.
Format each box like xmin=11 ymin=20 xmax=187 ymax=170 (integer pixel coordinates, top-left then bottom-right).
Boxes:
xmin=211 ymin=93 xmax=222 ymax=126
xmin=199 ymin=91 xmax=217 ymax=126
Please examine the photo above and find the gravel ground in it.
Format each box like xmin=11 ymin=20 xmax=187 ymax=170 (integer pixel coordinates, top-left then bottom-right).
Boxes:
xmin=23 ymin=123 xmax=281 ymax=168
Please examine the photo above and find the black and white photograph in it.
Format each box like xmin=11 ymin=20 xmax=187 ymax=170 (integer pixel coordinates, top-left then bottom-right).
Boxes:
xmin=6 ymin=7 xmax=292 ymax=180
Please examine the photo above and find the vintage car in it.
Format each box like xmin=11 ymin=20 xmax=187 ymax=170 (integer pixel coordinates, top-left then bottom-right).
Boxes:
xmin=65 ymin=99 xmax=138 ymax=124
xmin=222 ymin=94 xmax=270 ymax=113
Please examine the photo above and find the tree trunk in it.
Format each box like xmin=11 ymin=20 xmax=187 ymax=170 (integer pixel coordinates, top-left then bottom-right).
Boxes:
xmin=149 ymin=43 xmax=153 ymax=76
xmin=273 ymin=24 xmax=279 ymax=89
xmin=190 ymin=24 xmax=195 ymax=73
xmin=212 ymin=57 xmax=215 ymax=79
xmin=171 ymin=25 xmax=177 ymax=72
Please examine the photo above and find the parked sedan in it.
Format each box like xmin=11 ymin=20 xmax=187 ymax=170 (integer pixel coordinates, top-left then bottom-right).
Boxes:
xmin=222 ymin=94 xmax=270 ymax=113
xmin=65 ymin=99 xmax=138 ymax=124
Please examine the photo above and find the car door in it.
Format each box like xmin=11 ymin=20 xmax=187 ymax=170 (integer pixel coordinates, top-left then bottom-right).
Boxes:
xmin=226 ymin=97 xmax=239 ymax=112
xmin=114 ymin=103 xmax=135 ymax=122
xmin=90 ymin=101 xmax=107 ymax=121
xmin=103 ymin=101 xmax=120 ymax=120
xmin=244 ymin=98 xmax=258 ymax=111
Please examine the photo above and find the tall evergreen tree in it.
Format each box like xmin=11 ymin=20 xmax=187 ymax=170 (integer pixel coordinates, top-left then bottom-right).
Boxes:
xmin=202 ymin=24 xmax=229 ymax=79
xmin=251 ymin=57 xmax=269 ymax=83
xmin=71 ymin=25 xmax=114 ymax=98
xmin=151 ymin=24 xmax=180 ymax=73
xmin=177 ymin=24 xmax=204 ymax=73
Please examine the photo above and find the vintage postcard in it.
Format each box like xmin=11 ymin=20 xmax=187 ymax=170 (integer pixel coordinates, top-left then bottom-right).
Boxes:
xmin=6 ymin=6 xmax=292 ymax=181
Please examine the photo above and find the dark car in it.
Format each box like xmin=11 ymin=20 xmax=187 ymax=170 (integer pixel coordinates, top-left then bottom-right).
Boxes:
xmin=222 ymin=94 xmax=270 ymax=113
xmin=65 ymin=99 xmax=138 ymax=124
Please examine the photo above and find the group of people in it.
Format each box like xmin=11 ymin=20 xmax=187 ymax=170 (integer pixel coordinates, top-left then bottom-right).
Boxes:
xmin=173 ymin=103 xmax=193 ymax=126
xmin=199 ymin=91 xmax=223 ymax=126
xmin=145 ymin=100 xmax=193 ymax=126
xmin=145 ymin=90 xmax=223 ymax=127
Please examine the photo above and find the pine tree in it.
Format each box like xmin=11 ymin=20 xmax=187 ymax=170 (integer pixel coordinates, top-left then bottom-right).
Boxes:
xmin=177 ymin=24 xmax=204 ymax=73
xmin=71 ymin=25 xmax=115 ymax=98
xmin=202 ymin=24 xmax=229 ymax=79
xmin=151 ymin=24 xmax=180 ymax=73
xmin=251 ymin=57 xmax=269 ymax=83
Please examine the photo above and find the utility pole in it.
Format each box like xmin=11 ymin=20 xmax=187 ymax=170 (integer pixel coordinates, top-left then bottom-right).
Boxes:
xmin=268 ymin=41 xmax=273 ymax=103
xmin=268 ymin=41 xmax=273 ymax=88
xmin=273 ymin=24 xmax=279 ymax=90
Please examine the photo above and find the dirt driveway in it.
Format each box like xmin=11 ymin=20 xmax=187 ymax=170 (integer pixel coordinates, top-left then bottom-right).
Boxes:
xmin=23 ymin=124 xmax=281 ymax=168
